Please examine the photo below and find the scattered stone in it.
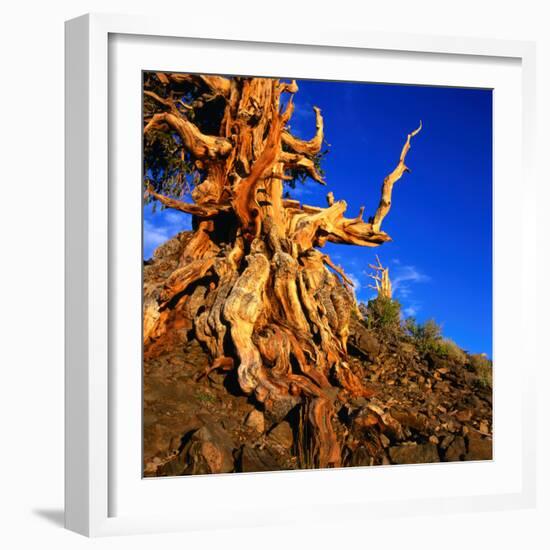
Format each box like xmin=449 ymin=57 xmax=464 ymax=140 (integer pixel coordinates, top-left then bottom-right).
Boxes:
xmin=350 ymin=396 xmax=368 ymax=408
xmin=479 ymin=420 xmax=490 ymax=434
xmin=348 ymin=320 xmax=381 ymax=359
xmin=349 ymin=446 xmax=373 ymax=467
xmin=245 ymin=409 xmax=265 ymax=433
xmin=456 ymin=409 xmax=473 ymax=422
xmin=156 ymin=422 xmax=236 ymax=476
xmin=466 ymin=437 xmax=492 ymax=461
xmin=444 ymin=419 xmax=461 ymax=433
xmin=182 ymin=425 xmax=235 ymax=475
xmin=445 ymin=436 xmax=466 ymax=462
xmin=240 ymin=446 xmax=284 ymax=472
xmin=268 ymin=421 xmax=294 ymax=449
xmin=391 ymin=409 xmax=429 ymax=432
xmin=263 ymin=394 xmax=301 ymax=424
xmin=440 ymin=434 xmax=455 ymax=450
xmin=389 ymin=443 xmax=440 ymax=464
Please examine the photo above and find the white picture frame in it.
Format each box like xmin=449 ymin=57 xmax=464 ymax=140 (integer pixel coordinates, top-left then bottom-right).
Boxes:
xmin=65 ymin=12 xmax=537 ymax=537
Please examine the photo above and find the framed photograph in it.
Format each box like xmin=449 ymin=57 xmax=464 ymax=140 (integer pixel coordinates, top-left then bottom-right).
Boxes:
xmin=65 ymin=13 xmax=536 ymax=536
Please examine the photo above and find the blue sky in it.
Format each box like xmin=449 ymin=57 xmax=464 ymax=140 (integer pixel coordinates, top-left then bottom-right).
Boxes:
xmin=144 ymin=78 xmax=492 ymax=356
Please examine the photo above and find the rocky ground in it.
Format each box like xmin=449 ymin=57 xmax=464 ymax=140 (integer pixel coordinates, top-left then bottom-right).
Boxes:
xmin=143 ymin=317 xmax=493 ymax=477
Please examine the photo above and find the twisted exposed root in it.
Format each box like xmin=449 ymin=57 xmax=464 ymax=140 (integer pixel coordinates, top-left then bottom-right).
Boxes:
xmin=223 ymin=252 xmax=270 ymax=394
xmin=144 ymin=242 xmax=373 ymax=468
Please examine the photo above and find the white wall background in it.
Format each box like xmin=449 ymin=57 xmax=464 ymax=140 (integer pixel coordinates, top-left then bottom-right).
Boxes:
xmin=0 ymin=0 xmax=547 ymax=547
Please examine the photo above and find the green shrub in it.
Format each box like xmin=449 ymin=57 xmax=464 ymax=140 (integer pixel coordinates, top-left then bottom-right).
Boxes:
xmin=438 ymin=338 xmax=468 ymax=365
xmin=468 ymin=353 xmax=493 ymax=388
xmin=404 ymin=317 xmax=444 ymax=356
xmin=362 ymin=296 xmax=402 ymax=335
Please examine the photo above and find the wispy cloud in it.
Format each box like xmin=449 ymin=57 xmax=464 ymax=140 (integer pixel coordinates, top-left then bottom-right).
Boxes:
xmin=392 ymin=264 xmax=430 ymax=295
xmin=390 ymin=262 xmax=430 ymax=319
xmin=162 ymin=210 xmax=192 ymax=228
xmin=286 ymin=183 xmax=317 ymax=199
xmin=402 ymin=305 xmax=419 ymax=317
xmin=143 ymin=220 xmax=170 ymax=252
xmin=348 ymin=273 xmax=362 ymax=292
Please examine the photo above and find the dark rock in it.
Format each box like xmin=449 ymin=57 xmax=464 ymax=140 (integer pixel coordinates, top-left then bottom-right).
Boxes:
xmin=263 ymin=393 xmax=301 ymax=424
xmin=240 ymin=446 xmax=284 ymax=472
xmin=349 ymin=446 xmax=373 ymax=467
xmin=456 ymin=409 xmax=473 ymax=422
xmin=389 ymin=443 xmax=440 ymax=464
xmin=391 ymin=409 xmax=429 ymax=432
xmin=348 ymin=320 xmax=381 ymax=360
xmin=180 ymin=424 xmax=235 ymax=475
xmin=440 ymin=434 xmax=455 ymax=450
xmin=350 ymin=396 xmax=369 ymax=408
xmin=268 ymin=421 xmax=294 ymax=449
xmin=434 ymin=381 xmax=450 ymax=393
xmin=445 ymin=436 xmax=466 ymax=462
xmin=466 ymin=437 xmax=492 ymax=461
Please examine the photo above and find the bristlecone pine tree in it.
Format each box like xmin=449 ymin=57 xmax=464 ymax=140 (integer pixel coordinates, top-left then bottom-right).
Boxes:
xmin=368 ymin=255 xmax=393 ymax=299
xmin=143 ymin=72 xmax=421 ymax=468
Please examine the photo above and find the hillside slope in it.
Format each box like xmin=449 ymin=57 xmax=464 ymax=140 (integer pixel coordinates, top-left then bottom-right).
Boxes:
xmin=143 ymin=232 xmax=492 ymax=476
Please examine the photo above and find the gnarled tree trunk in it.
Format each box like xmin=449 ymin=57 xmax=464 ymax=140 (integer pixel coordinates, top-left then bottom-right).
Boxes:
xmin=143 ymin=73 xmax=420 ymax=468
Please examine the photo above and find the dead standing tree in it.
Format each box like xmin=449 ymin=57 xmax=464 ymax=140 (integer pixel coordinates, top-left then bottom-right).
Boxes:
xmin=368 ymin=255 xmax=393 ymax=299
xmin=143 ymin=73 xmax=421 ymax=468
